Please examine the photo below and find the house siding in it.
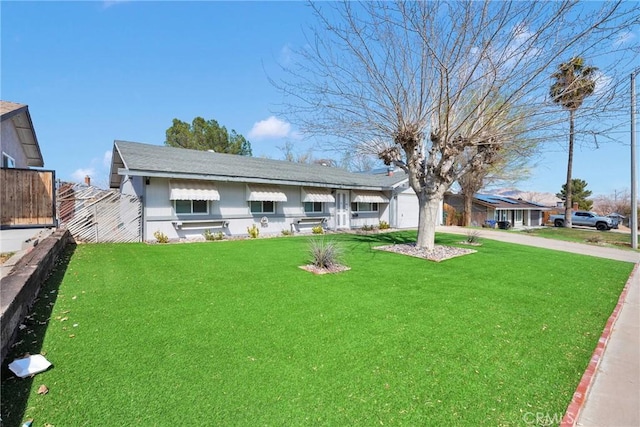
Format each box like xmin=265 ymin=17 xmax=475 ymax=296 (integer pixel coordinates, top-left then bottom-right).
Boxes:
xmin=137 ymin=177 xmax=391 ymax=241
xmin=0 ymin=120 xmax=29 ymax=168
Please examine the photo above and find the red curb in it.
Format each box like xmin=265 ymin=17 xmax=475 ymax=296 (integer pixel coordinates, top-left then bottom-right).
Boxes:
xmin=560 ymin=262 xmax=639 ymax=426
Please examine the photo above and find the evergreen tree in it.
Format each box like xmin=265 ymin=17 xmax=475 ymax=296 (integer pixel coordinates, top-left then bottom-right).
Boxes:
xmin=165 ymin=117 xmax=252 ymax=155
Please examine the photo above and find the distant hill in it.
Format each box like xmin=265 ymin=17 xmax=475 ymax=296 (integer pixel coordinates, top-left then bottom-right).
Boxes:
xmin=484 ymin=188 xmax=562 ymax=207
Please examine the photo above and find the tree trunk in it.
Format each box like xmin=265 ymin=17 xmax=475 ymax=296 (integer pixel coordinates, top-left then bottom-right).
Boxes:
xmin=463 ymin=192 xmax=473 ymax=226
xmin=564 ymin=110 xmax=575 ymax=227
xmin=415 ymin=194 xmax=443 ymax=250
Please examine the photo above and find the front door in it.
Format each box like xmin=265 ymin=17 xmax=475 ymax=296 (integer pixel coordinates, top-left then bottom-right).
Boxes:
xmin=335 ymin=190 xmax=350 ymax=229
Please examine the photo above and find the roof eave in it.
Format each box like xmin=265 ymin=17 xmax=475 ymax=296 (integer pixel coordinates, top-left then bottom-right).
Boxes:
xmin=117 ymin=168 xmax=389 ymax=191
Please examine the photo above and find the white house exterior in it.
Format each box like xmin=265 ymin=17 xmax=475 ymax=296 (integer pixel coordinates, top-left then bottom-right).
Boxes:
xmin=109 ymin=141 xmax=442 ymax=241
xmin=0 ymin=101 xmax=54 ymax=252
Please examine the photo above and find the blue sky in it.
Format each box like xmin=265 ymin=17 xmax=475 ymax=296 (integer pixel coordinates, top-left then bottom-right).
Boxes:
xmin=1 ymin=1 xmax=637 ymax=196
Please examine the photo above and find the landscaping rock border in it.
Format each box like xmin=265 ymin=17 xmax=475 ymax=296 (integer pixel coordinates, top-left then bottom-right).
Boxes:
xmin=0 ymin=228 xmax=73 ymax=363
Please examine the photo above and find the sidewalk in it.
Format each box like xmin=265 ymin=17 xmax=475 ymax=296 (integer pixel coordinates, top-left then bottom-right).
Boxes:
xmin=575 ymin=267 xmax=640 ymax=426
xmin=436 ymin=226 xmax=640 ymax=426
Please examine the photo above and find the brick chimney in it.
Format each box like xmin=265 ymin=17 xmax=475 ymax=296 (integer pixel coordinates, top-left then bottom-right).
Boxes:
xmin=84 ymin=175 xmax=91 ymax=186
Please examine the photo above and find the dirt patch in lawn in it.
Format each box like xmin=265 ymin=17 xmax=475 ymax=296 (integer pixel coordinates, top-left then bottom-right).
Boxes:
xmin=299 ymin=264 xmax=351 ymax=275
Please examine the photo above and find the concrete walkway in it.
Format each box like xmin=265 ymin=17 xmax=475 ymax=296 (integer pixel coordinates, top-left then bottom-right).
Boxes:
xmin=437 ymin=226 xmax=640 ymax=426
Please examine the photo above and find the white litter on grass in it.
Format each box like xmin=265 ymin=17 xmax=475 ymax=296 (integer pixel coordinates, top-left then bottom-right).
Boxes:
xmin=8 ymin=354 xmax=52 ymax=378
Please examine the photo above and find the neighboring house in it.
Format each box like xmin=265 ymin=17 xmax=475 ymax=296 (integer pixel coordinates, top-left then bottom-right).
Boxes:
xmin=0 ymin=101 xmax=43 ymax=169
xmin=0 ymin=101 xmax=55 ymax=252
xmin=444 ymin=193 xmax=549 ymax=228
xmin=109 ymin=141 xmax=442 ymax=241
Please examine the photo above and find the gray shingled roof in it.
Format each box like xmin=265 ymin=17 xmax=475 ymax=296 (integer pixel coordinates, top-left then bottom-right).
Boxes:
xmin=110 ymin=140 xmax=407 ymax=190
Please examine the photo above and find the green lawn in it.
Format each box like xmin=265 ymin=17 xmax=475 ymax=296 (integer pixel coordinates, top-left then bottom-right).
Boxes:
xmin=1 ymin=231 xmax=633 ymax=426
xmin=517 ymin=226 xmax=633 ymax=249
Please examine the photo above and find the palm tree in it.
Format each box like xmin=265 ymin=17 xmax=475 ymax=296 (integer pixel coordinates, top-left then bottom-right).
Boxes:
xmin=550 ymin=57 xmax=597 ymax=227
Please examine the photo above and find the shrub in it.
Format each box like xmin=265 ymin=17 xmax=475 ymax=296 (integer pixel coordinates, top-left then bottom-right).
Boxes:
xmin=281 ymin=229 xmax=293 ymax=236
xmin=311 ymin=225 xmax=324 ymax=234
xmin=361 ymin=224 xmax=376 ymax=232
xmin=153 ymin=230 xmax=169 ymax=244
xmin=203 ymin=229 xmax=224 ymax=241
xmin=465 ymin=229 xmax=481 ymax=244
xmin=378 ymin=220 xmax=390 ymax=230
xmin=247 ymin=224 xmax=260 ymax=238
xmin=308 ymin=238 xmax=342 ymax=269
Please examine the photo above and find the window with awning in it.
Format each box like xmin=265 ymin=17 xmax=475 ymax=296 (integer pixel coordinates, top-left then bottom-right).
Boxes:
xmin=169 ymin=180 xmax=220 ymax=201
xmin=350 ymin=191 xmax=389 ymax=203
xmin=301 ymin=187 xmax=335 ymax=203
xmin=246 ymin=184 xmax=288 ymax=202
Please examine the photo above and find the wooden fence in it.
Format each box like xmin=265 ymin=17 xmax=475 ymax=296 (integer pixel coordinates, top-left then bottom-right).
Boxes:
xmin=1 ymin=168 xmax=56 ymax=228
xmin=57 ymin=183 xmax=142 ymax=243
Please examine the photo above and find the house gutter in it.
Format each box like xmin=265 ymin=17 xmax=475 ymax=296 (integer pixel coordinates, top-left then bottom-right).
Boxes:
xmin=116 ymin=168 xmax=390 ymax=192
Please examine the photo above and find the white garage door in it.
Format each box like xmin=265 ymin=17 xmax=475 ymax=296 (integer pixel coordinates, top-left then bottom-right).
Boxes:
xmin=396 ymin=192 xmax=420 ymax=229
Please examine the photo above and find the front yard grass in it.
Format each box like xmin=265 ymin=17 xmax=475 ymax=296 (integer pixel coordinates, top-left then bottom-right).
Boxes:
xmin=520 ymin=226 xmax=633 ymax=249
xmin=1 ymin=231 xmax=633 ymax=426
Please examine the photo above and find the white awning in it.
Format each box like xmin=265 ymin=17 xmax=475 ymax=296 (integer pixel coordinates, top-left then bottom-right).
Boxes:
xmin=351 ymin=191 xmax=389 ymax=203
xmin=302 ymin=187 xmax=335 ymax=203
xmin=246 ymin=184 xmax=288 ymax=202
xmin=169 ymin=180 xmax=220 ymax=201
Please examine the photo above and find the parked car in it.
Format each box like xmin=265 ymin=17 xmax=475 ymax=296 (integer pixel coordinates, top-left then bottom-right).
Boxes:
xmin=607 ymin=213 xmax=624 ymax=229
xmin=549 ymin=211 xmax=613 ymax=231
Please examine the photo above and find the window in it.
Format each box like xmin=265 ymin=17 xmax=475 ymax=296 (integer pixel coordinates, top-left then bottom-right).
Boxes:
xmin=174 ymin=200 xmax=208 ymax=214
xmin=515 ymin=210 xmax=523 ymax=222
xmin=351 ymin=202 xmax=379 ymax=212
xmin=2 ymin=153 xmax=15 ymax=168
xmin=495 ymin=210 xmax=508 ymax=221
xmin=304 ymin=202 xmax=323 ymax=213
xmin=250 ymin=200 xmax=275 ymax=214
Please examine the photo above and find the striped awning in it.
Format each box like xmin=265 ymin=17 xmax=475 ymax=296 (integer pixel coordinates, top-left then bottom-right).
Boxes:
xmin=302 ymin=187 xmax=335 ymax=203
xmin=351 ymin=191 xmax=389 ymax=203
xmin=169 ymin=180 xmax=220 ymax=201
xmin=246 ymin=184 xmax=288 ymax=202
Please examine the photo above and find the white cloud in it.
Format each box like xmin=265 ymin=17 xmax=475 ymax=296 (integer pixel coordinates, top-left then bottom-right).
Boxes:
xmin=72 ymin=168 xmax=95 ymax=182
xmin=248 ymin=116 xmax=293 ymax=140
xmin=102 ymin=0 xmax=129 ymax=9
xmin=103 ymin=150 xmax=113 ymax=168
xmin=593 ymin=70 xmax=613 ymax=95
xmin=280 ymin=44 xmax=293 ymax=66
xmin=613 ymin=31 xmax=635 ymax=47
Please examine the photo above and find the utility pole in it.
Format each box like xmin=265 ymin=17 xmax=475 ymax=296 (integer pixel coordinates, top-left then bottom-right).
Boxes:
xmin=632 ymin=68 xmax=639 ymax=250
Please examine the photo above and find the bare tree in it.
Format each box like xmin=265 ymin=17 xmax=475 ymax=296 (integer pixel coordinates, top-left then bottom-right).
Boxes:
xmin=275 ymin=1 xmax=639 ymax=249
xmin=456 ymin=92 xmax=537 ymax=226
xmin=277 ymin=140 xmax=313 ymax=164
xmin=458 ymin=147 xmax=535 ymax=226
xmin=593 ymin=189 xmax=631 ymax=218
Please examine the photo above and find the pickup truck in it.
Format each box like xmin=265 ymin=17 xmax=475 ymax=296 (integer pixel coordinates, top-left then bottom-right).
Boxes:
xmin=550 ymin=211 xmax=613 ymax=231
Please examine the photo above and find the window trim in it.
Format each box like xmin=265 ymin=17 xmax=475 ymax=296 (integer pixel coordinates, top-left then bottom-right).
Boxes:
xmin=351 ymin=202 xmax=379 ymax=212
xmin=2 ymin=152 xmax=16 ymax=168
xmin=174 ymin=199 xmax=209 ymax=215
xmin=250 ymin=200 xmax=276 ymax=214
xmin=304 ymin=201 xmax=323 ymax=213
